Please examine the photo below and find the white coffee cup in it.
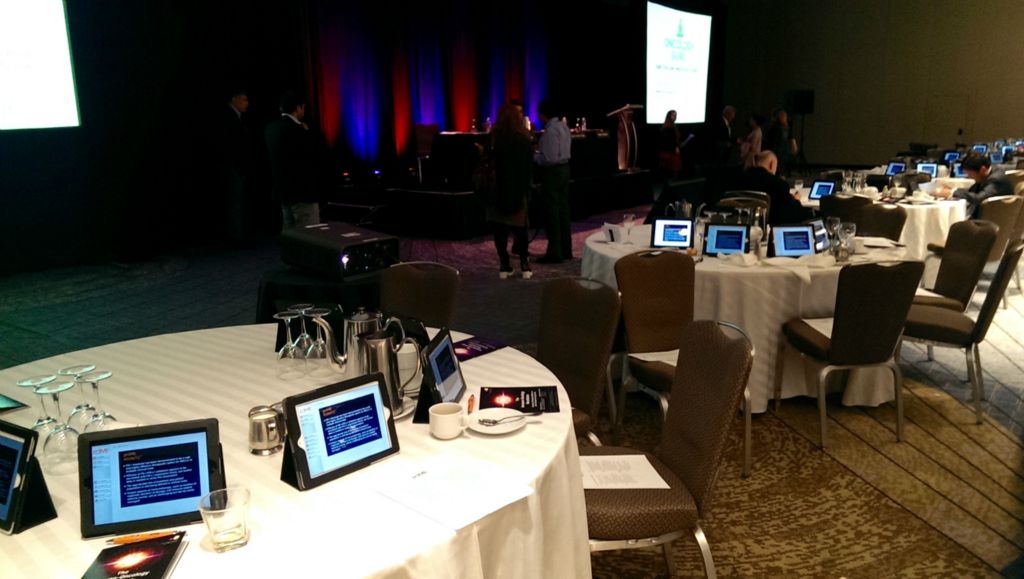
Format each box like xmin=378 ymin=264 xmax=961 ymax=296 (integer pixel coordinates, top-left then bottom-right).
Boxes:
xmin=429 ymin=402 xmax=468 ymax=440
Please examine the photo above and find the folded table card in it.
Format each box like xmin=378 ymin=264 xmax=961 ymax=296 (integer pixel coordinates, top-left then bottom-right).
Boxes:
xmin=602 ymin=223 xmax=625 ymax=243
xmin=580 ymin=455 xmax=670 ymax=489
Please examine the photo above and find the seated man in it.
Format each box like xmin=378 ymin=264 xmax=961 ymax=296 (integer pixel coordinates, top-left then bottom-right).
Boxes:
xmin=934 ymin=153 xmax=1014 ymax=218
xmin=730 ymin=151 xmax=813 ymax=225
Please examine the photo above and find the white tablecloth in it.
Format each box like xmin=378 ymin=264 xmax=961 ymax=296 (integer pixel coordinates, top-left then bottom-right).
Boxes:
xmin=796 ymin=189 xmax=966 ymax=260
xmin=0 ymin=325 xmax=590 ymax=579
xmin=582 ymin=226 xmax=907 ymax=413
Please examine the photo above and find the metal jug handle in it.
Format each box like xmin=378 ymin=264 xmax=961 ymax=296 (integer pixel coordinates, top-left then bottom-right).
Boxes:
xmin=382 ymin=316 xmax=406 ymax=353
xmin=398 ymin=337 xmax=422 ymax=392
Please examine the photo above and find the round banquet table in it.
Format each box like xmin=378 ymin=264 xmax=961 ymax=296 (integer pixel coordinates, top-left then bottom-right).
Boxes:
xmin=0 ymin=325 xmax=590 ymax=579
xmin=582 ymin=226 xmax=908 ymax=414
xmin=798 ymin=190 xmax=967 ymax=260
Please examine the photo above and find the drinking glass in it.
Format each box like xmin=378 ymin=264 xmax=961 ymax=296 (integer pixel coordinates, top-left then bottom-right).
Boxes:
xmin=288 ymin=303 xmax=315 ymax=357
xmin=794 ymin=179 xmax=804 ymax=192
xmin=199 ymin=487 xmax=251 ymax=553
xmin=621 ymin=214 xmax=636 ymax=244
xmin=837 ymin=222 xmax=857 ymax=261
xmin=35 ymin=381 xmax=79 ymax=475
xmin=59 ymin=364 xmax=97 ymax=432
xmin=82 ymin=370 xmax=117 ymax=432
xmin=825 ymin=217 xmax=841 ymax=241
xmin=274 ymin=311 xmax=306 ymax=380
xmin=305 ymin=307 xmax=335 ymax=378
xmin=15 ymin=374 xmax=58 ymax=434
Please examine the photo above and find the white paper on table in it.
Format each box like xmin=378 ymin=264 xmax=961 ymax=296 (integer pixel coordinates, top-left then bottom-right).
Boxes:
xmin=858 ymin=236 xmax=897 ymax=249
xmin=373 ymin=455 xmax=533 ymax=531
xmin=627 ymin=349 xmax=679 ymax=365
xmin=802 ymin=317 xmax=834 ymax=339
xmin=915 ymin=287 xmax=942 ymax=298
xmin=580 ymin=455 xmax=670 ymax=489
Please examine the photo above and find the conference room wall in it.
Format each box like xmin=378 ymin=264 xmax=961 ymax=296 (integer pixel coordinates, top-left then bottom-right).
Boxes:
xmin=722 ymin=0 xmax=1024 ymax=166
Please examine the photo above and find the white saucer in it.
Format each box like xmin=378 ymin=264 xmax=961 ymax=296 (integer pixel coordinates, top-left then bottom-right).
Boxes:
xmin=467 ymin=407 xmax=528 ymax=435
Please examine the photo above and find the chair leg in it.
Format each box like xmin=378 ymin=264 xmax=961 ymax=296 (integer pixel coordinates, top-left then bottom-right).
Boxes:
xmin=974 ymin=343 xmax=986 ymax=402
xmin=1015 ymin=264 xmax=1021 ymax=292
xmin=662 ymin=540 xmax=677 ymax=577
xmin=604 ymin=362 xmax=618 ymax=428
xmin=586 ymin=431 xmax=603 ymax=447
xmin=742 ymin=388 xmax=752 ymax=478
xmin=693 ymin=523 xmax=716 ymax=579
xmin=773 ymin=338 xmax=787 ymax=412
xmin=965 ymin=347 xmax=981 ymax=425
xmin=926 ymin=345 xmax=934 ymax=361
xmin=891 ymin=361 xmax=904 ymax=442
xmin=817 ymin=367 xmax=833 ymax=449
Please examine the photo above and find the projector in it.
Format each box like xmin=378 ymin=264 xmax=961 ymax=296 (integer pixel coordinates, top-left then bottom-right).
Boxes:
xmin=279 ymin=222 xmax=399 ymax=279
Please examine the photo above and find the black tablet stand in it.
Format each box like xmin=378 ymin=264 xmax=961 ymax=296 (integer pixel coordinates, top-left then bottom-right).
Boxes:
xmin=12 ymin=457 xmax=57 ymax=534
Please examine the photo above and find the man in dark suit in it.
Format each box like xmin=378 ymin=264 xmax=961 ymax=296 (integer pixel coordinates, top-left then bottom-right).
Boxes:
xmin=265 ymin=92 xmax=319 ymax=228
xmin=934 ymin=153 xmax=1015 ymax=218
xmin=731 ymin=151 xmax=812 ymax=225
xmin=218 ymin=88 xmax=251 ymax=241
xmin=711 ymin=105 xmax=737 ymax=164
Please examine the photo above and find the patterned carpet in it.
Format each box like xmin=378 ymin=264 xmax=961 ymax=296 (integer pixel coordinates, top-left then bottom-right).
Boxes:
xmin=589 ymin=379 xmax=1023 ymax=578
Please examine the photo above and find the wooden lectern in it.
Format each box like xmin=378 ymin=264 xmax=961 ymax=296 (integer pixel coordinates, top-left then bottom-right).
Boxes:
xmin=606 ymin=104 xmax=644 ymax=171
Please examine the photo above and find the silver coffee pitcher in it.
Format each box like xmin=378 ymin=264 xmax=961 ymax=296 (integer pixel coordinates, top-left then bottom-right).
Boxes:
xmin=248 ymin=405 xmax=285 ymax=455
xmin=359 ymin=324 xmax=421 ymax=416
xmin=312 ymin=307 xmax=400 ymax=376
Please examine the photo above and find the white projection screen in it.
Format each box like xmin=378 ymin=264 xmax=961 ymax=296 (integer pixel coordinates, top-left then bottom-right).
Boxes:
xmin=646 ymin=2 xmax=712 ymax=124
xmin=0 ymin=0 xmax=80 ymax=130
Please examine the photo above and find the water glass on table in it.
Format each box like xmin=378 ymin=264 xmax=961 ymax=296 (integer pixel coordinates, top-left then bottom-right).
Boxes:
xmin=621 ymin=213 xmax=636 ymax=244
xmin=199 ymin=487 xmax=251 ymax=552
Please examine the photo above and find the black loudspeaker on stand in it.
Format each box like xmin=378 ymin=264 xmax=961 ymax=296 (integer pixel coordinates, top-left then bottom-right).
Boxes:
xmin=12 ymin=457 xmax=58 ymax=534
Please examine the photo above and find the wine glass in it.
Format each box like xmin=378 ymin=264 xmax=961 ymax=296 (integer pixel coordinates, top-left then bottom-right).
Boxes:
xmin=274 ymin=311 xmax=306 ymax=380
xmin=305 ymin=307 xmax=335 ymax=378
xmin=82 ymin=370 xmax=116 ymax=432
xmin=35 ymin=380 xmax=79 ymax=475
xmin=288 ymin=303 xmax=315 ymax=357
xmin=15 ymin=374 xmax=58 ymax=434
xmin=622 ymin=213 xmax=636 ymax=244
xmin=825 ymin=216 xmax=841 ymax=241
xmin=59 ymin=363 xmax=97 ymax=432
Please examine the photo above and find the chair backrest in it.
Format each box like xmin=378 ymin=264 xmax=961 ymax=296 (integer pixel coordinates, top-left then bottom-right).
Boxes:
xmin=536 ymin=278 xmax=621 ymax=421
xmin=614 ymin=251 xmax=695 ymax=353
xmin=932 ymin=220 xmax=999 ymax=309
xmin=830 ymin=261 xmax=924 ymax=365
xmin=716 ymin=197 xmax=769 ymax=213
xmin=722 ymin=190 xmax=770 ymax=203
xmin=860 ymin=201 xmax=909 ymax=240
xmin=819 ymin=195 xmax=872 ymax=224
xmin=379 ymin=261 xmax=460 ymax=328
xmin=856 ymin=203 xmax=908 ymax=241
xmin=972 ymin=240 xmax=1024 ymax=343
xmin=979 ymin=195 xmax=1024 ymax=262
xmin=414 ymin=124 xmax=440 ymax=156
xmin=658 ymin=321 xmax=753 ymax=516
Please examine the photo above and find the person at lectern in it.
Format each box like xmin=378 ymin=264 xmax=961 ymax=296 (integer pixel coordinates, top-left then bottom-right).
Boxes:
xmin=265 ymin=91 xmax=320 ymax=228
xmin=487 ymin=104 xmax=535 ymax=279
xmin=534 ymin=100 xmax=572 ymax=264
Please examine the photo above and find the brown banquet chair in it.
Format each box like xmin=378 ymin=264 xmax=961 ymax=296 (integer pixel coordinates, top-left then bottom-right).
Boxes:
xmin=978 ymin=196 xmax=1024 ymax=308
xmin=902 ymin=240 xmax=1024 ymax=424
xmin=614 ymin=251 xmax=695 ymax=419
xmin=379 ymin=261 xmax=460 ymax=328
xmin=857 ymin=203 xmax=908 ymax=241
xmin=536 ymin=278 xmax=620 ymax=445
xmin=773 ymin=261 xmax=923 ymax=448
xmin=582 ymin=321 xmax=753 ymax=578
xmin=819 ymin=194 xmax=871 ymax=225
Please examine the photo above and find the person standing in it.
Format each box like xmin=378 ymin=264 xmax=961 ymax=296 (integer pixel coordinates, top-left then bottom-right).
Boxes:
xmin=713 ymin=105 xmax=737 ymax=163
xmin=658 ymin=109 xmax=682 ymax=181
xmin=739 ymin=113 xmax=765 ymax=168
xmin=534 ymin=100 xmax=572 ymax=264
xmin=487 ymin=104 xmax=534 ymax=279
xmin=219 ymin=88 xmax=252 ymax=241
xmin=764 ymin=108 xmax=794 ymax=177
xmin=265 ymin=91 xmax=320 ymax=228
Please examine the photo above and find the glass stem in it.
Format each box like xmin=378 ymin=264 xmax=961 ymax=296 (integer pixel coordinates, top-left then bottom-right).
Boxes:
xmin=51 ymin=394 xmax=63 ymax=423
xmin=35 ymin=393 xmax=48 ymax=420
xmin=93 ymin=383 xmax=103 ymax=410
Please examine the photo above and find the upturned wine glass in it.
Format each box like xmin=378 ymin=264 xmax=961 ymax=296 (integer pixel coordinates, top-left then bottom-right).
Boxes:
xmin=288 ymin=303 xmax=315 ymax=357
xmin=622 ymin=213 xmax=637 ymax=244
xmin=15 ymin=374 xmax=58 ymax=434
xmin=305 ymin=307 xmax=335 ymax=378
xmin=274 ymin=311 xmax=306 ymax=380
xmin=35 ymin=380 xmax=79 ymax=475
xmin=82 ymin=370 xmax=117 ymax=432
xmin=60 ymin=363 xmax=97 ymax=432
